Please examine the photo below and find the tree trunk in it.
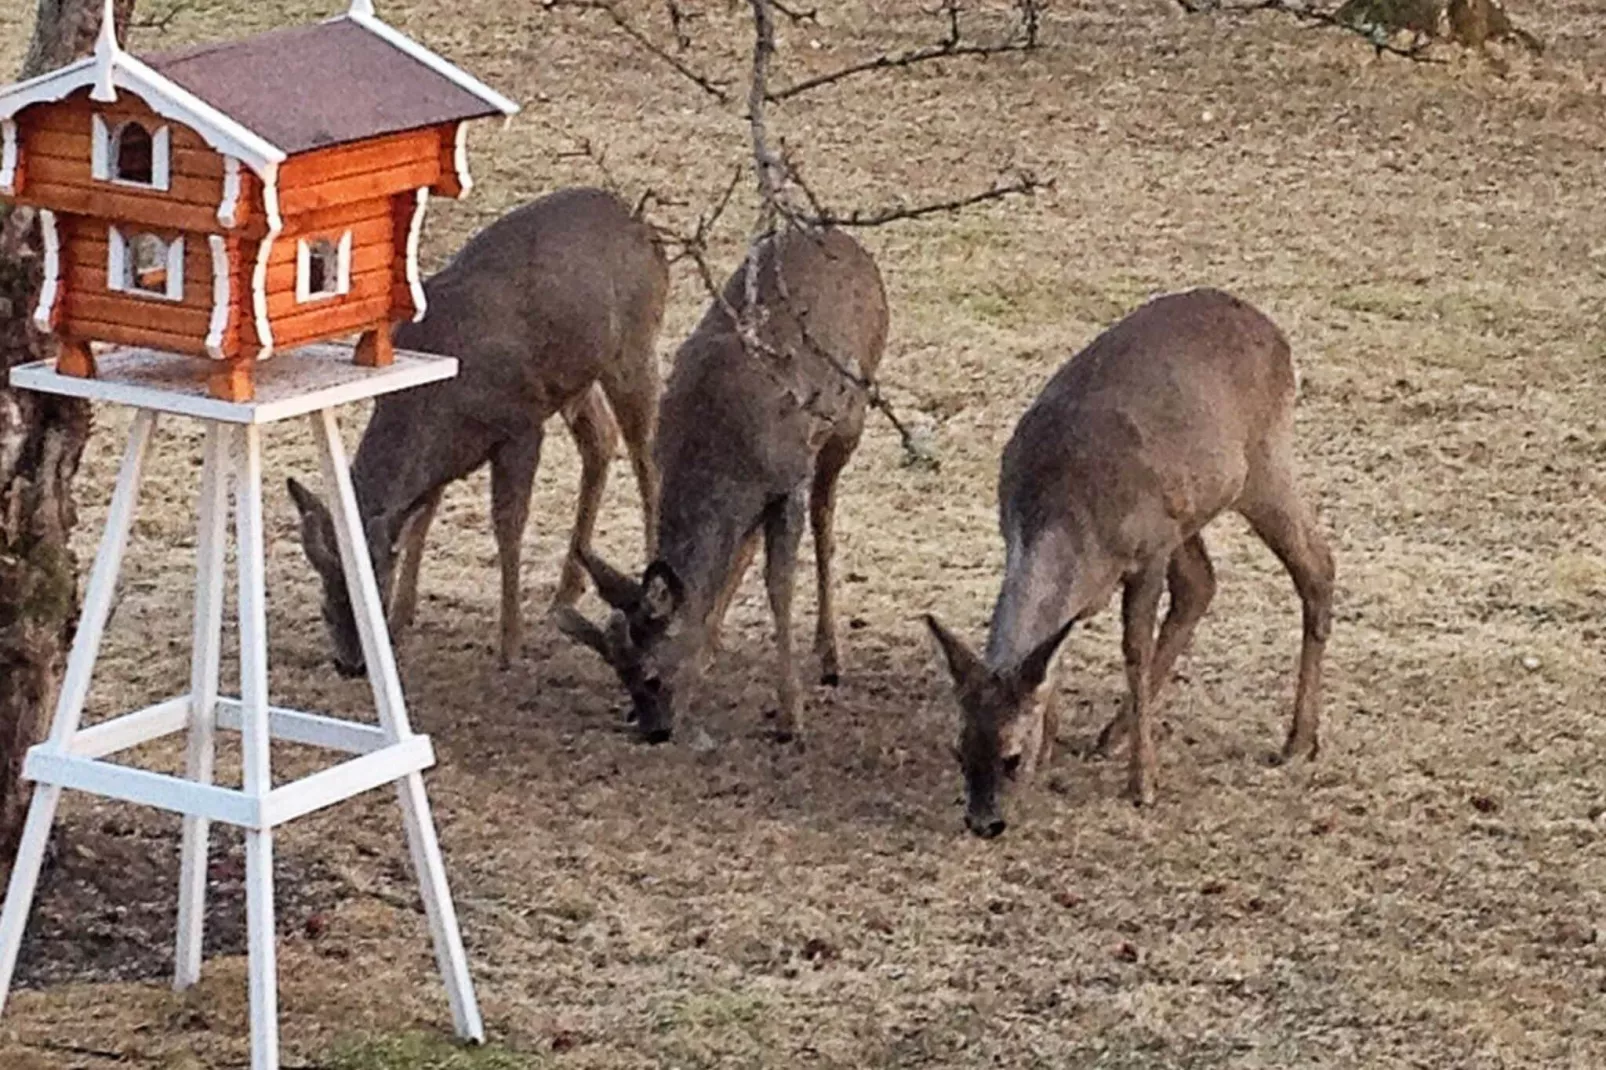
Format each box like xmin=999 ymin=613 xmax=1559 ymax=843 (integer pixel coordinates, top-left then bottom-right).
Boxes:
xmin=0 ymin=0 xmax=135 ymax=873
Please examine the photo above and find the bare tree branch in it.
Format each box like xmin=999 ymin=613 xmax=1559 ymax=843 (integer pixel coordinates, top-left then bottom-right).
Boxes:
xmin=131 ymin=0 xmax=191 ymax=32
xmin=813 ymin=171 xmax=1048 ymax=228
xmin=543 ymin=0 xmax=734 ymax=101
xmin=1179 ymin=0 xmax=1447 ymax=62
xmin=769 ymin=0 xmax=1043 ymax=101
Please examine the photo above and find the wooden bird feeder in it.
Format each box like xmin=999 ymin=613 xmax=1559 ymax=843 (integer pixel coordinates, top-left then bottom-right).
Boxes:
xmin=0 ymin=0 xmax=517 ymax=401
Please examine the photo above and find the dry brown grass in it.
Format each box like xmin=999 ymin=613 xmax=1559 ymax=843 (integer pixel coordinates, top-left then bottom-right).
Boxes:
xmin=4 ymin=1 xmax=1606 ymax=1066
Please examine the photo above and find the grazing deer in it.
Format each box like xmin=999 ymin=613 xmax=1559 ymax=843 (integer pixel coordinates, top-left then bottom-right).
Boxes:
xmin=555 ymin=226 xmax=889 ymax=745
xmin=926 ymin=288 xmax=1334 ymax=837
xmin=288 ymin=187 xmax=668 ymax=676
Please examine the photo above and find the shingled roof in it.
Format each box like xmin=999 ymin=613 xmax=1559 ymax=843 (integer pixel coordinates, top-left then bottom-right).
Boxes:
xmin=0 ymin=4 xmax=518 ymax=175
xmin=143 ymin=17 xmax=508 ymax=156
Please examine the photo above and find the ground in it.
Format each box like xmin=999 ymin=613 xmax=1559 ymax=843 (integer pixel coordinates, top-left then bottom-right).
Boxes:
xmin=1 ymin=1 xmax=1605 ymax=1067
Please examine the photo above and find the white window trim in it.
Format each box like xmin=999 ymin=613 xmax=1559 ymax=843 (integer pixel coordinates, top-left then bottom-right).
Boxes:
xmin=294 ymin=231 xmax=353 ymax=304
xmin=107 ymin=225 xmax=185 ymax=302
xmin=0 ymin=118 xmax=19 ymax=196
xmin=91 ymin=114 xmax=171 ymax=191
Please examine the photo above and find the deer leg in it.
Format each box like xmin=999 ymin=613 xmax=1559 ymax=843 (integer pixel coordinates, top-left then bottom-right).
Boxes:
xmin=553 ymin=385 xmax=620 ymax=609
xmin=705 ymin=527 xmax=760 ymax=666
xmin=1120 ymin=562 xmax=1167 ymax=806
xmin=1239 ymin=475 xmax=1334 ymax=764
xmin=809 ymin=433 xmax=858 ymax=687
xmin=763 ymin=492 xmax=807 ymax=745
xmin=389 ymin=487 xmax=444 ymax=633
xmin=601 ymin=362 xmax=662 ymax=562
xmin=1096 ymin=535 xmax=1216 ymax=756
xmin=489 ymin=429 xmax=544 ymax=670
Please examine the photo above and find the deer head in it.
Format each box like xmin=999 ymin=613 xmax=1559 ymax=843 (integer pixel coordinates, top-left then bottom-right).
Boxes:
xmin=924 ymin=614 xmax=1075 ymax=839
xmin=555 ymin=550 xmax=702 ymax=742
xmin=287 ymin=478 xmax=403 ymax=679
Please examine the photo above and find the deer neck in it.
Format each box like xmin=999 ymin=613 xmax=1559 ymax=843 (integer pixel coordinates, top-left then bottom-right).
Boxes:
xmin=655 ymin=477 xmax=768 ymax=623
xmin=984 ymin=521 xmax=1111 ymax=671
xmin=348 ymin=400 xmax=453 ymax=541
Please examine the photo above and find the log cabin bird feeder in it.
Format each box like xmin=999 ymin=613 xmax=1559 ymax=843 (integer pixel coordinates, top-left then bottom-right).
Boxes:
xmin=0 ymin=0 xmax=518 ymax=401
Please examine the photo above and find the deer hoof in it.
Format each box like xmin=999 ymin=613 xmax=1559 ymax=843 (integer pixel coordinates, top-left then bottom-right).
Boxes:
xmin=1274 ymin=732 xmax=1320 ymax=766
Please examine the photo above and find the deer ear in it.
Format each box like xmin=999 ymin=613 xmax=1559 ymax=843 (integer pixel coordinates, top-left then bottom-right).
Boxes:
xmin=286 ymin=478 xmax=340 ymax=576
xmin=1009 ymin=618 xmax=1076 ymax=695
xmin=580 ymin=549 xmax=643 ymax=610
xmin=553 ymin=607 xmax=612 ymax=661
xmin=641 ymin=561 xmax=685 ymax=623
xmin=924 ymin=614 xmax=987 ymax=692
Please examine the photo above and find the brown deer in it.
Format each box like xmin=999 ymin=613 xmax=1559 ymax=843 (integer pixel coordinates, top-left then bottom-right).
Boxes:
xmin=288 ymin=187 xmax=668 ymax=676
xmin=555 ymin=226 xmax=888 ymax=745
xmin=926 ymin=288 xmax=1334 ymax=837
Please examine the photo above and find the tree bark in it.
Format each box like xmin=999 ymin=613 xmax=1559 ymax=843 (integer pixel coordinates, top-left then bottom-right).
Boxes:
xmin=0 ymin=0 xmax=135 ymax=872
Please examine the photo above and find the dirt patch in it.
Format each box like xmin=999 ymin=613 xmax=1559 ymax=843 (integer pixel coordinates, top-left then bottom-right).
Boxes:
xmin=13 ymin=818 xmax=350 ymax=989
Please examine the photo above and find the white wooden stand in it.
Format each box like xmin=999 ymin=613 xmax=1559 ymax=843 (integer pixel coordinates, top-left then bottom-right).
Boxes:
xmin=0 ymin=344 xmax=483 ymax=1070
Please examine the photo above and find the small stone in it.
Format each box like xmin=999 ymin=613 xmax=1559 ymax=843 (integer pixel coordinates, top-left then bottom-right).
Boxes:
xmin=1470 ymin=794 xmax=1500 ymax=814
xmin=689 ymin=727 xmax=718 ymax=753
xmin=1114 ymin=940 xmax=1140 ymax=963
xmin=1521 ymin=654 xmax=1542 ymax=671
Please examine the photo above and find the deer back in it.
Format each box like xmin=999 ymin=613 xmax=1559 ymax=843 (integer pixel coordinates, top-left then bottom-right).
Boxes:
xmin=352 ymin=187 xmax=668 ymax=516
xmin=1001 ymin=288 xmax=1295 ymax=569
xmin=656 ymin=227 xmax=888 ymax=506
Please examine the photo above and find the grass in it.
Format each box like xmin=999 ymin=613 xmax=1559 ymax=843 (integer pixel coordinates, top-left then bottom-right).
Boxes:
xmin=4 ymin=1 xmax=1606 ymax=1068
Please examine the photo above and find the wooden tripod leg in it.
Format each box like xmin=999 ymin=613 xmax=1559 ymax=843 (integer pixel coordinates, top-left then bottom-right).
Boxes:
xmin=354 ymin=323 xmax=396 ymax=368
xmin=175 ymin=423 xmax=231 ymax=990
xmin=311 ymin=408 xmax=485 ymax=1042
xmin=233 ymin=423 xmax=280 ymax=1070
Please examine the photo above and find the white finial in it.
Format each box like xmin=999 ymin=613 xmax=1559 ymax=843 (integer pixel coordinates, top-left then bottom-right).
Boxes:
xmin=91 ymin=0 xmax=119 ymax=102
xmin=349 ymin=0 xmax=376 ymax=17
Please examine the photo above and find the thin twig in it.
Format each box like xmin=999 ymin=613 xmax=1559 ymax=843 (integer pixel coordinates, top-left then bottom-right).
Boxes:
xmin=543 ymin=0 xmax=734 ymax=101
xmin=132 ymin=0 xmax=192 ymax=32
xmin=814 ymin=171 xmax=1048 ymax=228
xmin=772 ymin=0 xmax=819 ymax=22
xmin=1181 ymin=0 xmax=1446 ymax=62
xmin=664 ymin=0 xmax=694 ymax=49
xmin=769 ymin=0 xmax=1041 ymax=101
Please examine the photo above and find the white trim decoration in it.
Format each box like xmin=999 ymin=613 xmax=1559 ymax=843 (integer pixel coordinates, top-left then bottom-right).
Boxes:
xmin=0 ymin=56 xmax=283 ymax=178
xmin=150 ymin=123 xmax=170 ymax=189
xmin=250 ymin=161 xmax=281 ymax=360
xmin=337 ymin=230 xmax=354 ymax=294
xmin=92 ymin=0 xmax=118 ymax=103
xmin=205 ymin=235 xmax=232 ymax=359
xmin=108 ymin=226 xmax=185 ymax=302
xmin=107 ymin=224 xmax=125 ymax=291
xmin=403 ymin=187 xmax=429 ymax=323
xmin=93 ymin=117 xmax=172 ymax=190
xmin=449 ymin=121 xmax=472 ymax=197
xmin=31 ymin=210 xmax=60 ymax=333
xmin=217 ymin=155 xmax=242 ymax=228
xmin=341 ymin=12 xmax=520 ymax=117
xmin=294 ymin=234 xmax=352 ymax=304
xmin=0 ymin=118 xmax=18 ymax=195
xmin=90 ymin=113 xmax=110 ymax=180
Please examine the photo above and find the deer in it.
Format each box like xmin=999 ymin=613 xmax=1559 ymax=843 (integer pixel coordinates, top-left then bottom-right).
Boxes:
xmin=554 ymin=225 xmax=889 ymax=746
xmin=287 ymin=187 xmax=668 ymax=676
xmin=925 ymin=287 xmax=1334 ymax=838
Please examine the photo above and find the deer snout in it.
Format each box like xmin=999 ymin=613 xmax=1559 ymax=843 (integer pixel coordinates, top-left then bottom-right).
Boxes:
xmin=966 ymin=811 xmax=1008 ymax=839
xmin=333 ymin=655 xmax=366 ymax=680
